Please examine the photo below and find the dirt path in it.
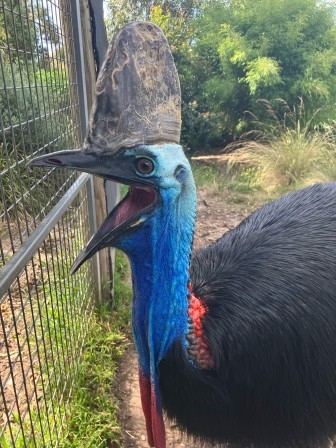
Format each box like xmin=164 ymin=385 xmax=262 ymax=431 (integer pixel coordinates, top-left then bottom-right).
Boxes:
xmin=116 ymin=187 xmax=251 ymax=448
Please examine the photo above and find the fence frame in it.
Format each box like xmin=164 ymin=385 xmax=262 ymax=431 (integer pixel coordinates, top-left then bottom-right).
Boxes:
xmin=0 ymin=0 xmax=112 ymax=303
xmin=0 ymin=0 xmax=103 ymax=301
xmin=0 ymin=0 xmax=117 ymax=445
xmin=70 ymin=0 xmax=102 ymax=302
xmin=0 ymin=172 xmax=91 ymax=298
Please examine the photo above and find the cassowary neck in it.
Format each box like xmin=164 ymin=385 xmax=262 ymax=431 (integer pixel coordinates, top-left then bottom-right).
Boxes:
xmin=128 ymin=186 xmax=197 ymax=376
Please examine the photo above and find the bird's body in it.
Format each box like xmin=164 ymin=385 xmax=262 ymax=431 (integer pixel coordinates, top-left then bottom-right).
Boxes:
xmin=30 ymin=21 xmax=336 ymax=448
xmin=160 ymin=182 xmax=336 ymax=448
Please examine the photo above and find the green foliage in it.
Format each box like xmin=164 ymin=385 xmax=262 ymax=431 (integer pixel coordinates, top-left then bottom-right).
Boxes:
xmin=0 ymin=61 xmax=73 ymax=217
xmin=1 ymin=409 xmax=56 ymax=448
xmin=0 ymin=63 xmax=70 ymax=150
xmin=245 ymin=58 xmax=282 ymax=95
xmin=0 ymin=0 xmax=79 ymax=217
xmin=0 ymin=250 xmax=133 ymax=448
xmin=191 ymin=160 xmax=224 ymax=189
xmin=0 ymin=246 xmax=93 ymax=447
xmin=0 ymin=1 xmax=37 ymax=64
xmin=1 ymin=245 xmax=132 ymax=448
xmin=192 ymin=99 xmax=336 ymax=203
xmin=189 ymin=0 xmax=336 ymax=149
xmin=105 ymin=0 xmax=200 ymax=38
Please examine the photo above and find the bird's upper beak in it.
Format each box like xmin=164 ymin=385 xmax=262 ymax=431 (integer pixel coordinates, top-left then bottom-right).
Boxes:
xmin=29 ymin=149 xmax=145 ymax=185
xmin=29 ymin=148 xmax=158 ymax=273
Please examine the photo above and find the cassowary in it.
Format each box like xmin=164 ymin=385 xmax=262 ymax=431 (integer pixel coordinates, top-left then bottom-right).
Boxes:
xmin=30 ymin=22 xmax=336 ymax=448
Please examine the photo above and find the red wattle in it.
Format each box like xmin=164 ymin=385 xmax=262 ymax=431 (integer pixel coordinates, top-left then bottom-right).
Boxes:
xmin=139 ymin=371 xmax=155 ymax=447
xmin=139 ymin=370 xmax=167 ymax=448
xmin=151 ymin=382 xmax=166 ymax=448
xmin=187 ymin=285 xmax=214 ymax=369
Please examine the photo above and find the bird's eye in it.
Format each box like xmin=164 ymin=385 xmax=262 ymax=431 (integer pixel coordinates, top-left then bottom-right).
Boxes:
xmin=135 ymin=158 xmax=154 ymax=175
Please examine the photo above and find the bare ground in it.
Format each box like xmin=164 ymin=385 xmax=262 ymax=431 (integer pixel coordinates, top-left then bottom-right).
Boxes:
xmin=115 ymin=187 xmax=251 ymax=448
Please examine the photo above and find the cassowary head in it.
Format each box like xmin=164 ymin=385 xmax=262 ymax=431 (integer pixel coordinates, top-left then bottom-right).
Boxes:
xmin=30 ymin=20 xmax=196 ymax=267
xmin=30 ymin=21 xmax=196 ymax=448
xmin=30 ymin=143 xmax=195 ymax=271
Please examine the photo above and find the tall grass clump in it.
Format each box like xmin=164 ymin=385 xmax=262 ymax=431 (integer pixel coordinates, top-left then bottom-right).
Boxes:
xmin=228 ymin=99 xmax=336 ymax=193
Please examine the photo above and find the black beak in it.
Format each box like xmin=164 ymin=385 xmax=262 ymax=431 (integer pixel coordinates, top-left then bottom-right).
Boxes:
xmin=29 ymin=149 xmax=158 ymax=273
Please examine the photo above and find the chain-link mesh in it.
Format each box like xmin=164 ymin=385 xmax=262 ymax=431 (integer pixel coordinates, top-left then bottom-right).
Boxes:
xmin=0 ymin=0 xmax=96 ymax=446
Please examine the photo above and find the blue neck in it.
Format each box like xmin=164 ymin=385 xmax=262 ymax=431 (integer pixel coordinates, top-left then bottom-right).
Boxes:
xmin=121 ymin=185 xmax=196 ymax=377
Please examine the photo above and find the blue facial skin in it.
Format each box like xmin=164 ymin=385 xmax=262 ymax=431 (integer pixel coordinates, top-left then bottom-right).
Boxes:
xmin=113 ymin=144 xmax=197 ymax=382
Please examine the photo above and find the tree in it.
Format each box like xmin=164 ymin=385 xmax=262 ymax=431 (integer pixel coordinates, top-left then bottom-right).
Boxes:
xmin=0 ymin=0 xmax=71 ymax=156
xmin=191 ymin=0 xmax=336 ymax=149
xmin=105 ymin=0 xmax=200 ymax=37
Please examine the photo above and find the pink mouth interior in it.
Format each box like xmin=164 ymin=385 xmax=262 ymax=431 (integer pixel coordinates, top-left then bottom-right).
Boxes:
xmin=114 ymin=186 xmax=156 ymax=227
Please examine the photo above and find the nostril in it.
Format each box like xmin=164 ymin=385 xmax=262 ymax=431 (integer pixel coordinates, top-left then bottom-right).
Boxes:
xmin=49 ymin=158 xmax=63 ymax=165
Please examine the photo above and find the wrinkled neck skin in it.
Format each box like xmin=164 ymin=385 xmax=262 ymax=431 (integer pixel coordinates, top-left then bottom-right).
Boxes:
xmin=119 ymin=169 xmax=197 ymax=378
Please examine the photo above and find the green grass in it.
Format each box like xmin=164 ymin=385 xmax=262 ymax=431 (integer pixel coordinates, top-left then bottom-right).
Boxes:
xmin=191 ymin=159 xmax=263 ymax=207
xmin=191 ymin=161 xmax=224 ymax=190
xmin=1 ymin=250 xmax=132 ymax=448
xmin=235 ymin=131 xmax=336 ymax=193
xmin=192 ymin=160 xmax=258 ymax=193
xmin=193 ymin=100 xmax=336 ymax=203
xmin=58 ymin=250 xmax=132 ymax=448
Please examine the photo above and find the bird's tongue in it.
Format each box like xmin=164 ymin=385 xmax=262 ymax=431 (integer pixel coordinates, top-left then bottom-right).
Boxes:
xmin=139 ymin=370 xmax=166 ymax=448
xmin=114 ymin=186 xmax=156 ymax=228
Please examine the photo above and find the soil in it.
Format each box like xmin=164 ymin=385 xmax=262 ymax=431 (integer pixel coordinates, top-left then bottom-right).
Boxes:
xmin=115 ymin=187 xmax=251 ymax=448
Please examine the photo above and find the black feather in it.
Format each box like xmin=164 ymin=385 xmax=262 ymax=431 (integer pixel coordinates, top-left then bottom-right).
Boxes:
xmin=160 ymin=183 xmax=336 ymax=448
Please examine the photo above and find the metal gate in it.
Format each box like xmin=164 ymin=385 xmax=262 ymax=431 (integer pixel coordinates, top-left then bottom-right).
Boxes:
xmin=0 ymin=0 xmax=103 ymax=445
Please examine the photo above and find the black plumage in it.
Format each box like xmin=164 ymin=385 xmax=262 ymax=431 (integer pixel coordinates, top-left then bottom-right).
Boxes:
xmin=160 ymin=182 xmax=336 ymax=448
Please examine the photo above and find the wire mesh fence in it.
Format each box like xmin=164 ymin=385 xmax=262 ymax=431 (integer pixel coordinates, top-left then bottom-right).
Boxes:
xmin=0 ymin=0 xmax=97 ymax=446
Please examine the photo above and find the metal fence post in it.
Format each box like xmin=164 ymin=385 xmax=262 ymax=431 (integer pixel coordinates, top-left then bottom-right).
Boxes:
xmin=69 ymin=0 xmax=101 ymax=303
xmin=90 ymin=0 xmax=120 ymax=299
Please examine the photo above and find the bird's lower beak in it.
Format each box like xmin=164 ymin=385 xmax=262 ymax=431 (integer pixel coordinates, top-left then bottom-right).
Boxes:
xmin=29 ymin=149 xmax=158 ymax=273
xmin=69 ymin=184 xmax=157 ymax=273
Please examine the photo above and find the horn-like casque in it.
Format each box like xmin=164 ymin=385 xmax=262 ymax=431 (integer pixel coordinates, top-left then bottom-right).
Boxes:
xmin=84 ymin=21 xmax=181 ymax=154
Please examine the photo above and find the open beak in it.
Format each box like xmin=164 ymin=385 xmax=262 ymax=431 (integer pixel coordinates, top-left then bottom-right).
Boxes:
xmin=29 ymin=149 xmax=158 ymax=273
